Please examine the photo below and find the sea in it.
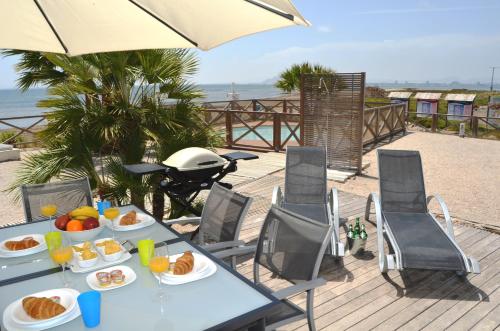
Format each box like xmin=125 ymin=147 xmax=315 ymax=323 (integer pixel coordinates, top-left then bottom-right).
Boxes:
xmin=1 ymin=82 xmax=498 ymax=129
xmin=0 ymin=84 xmax=283 ymax=129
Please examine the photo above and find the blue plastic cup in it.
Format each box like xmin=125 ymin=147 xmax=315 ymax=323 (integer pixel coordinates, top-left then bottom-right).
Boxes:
xmin=77 ymin=291 xmax=101 ymax=328
xmin=97 ymin=200 xmax=111 ymax=215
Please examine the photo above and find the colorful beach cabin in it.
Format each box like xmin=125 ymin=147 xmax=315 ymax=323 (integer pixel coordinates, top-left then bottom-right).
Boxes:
xmin=414 ymin=92 xmax=441 ymax=118
xmin=388 ymin=91 xmax=413 ymax=114
xmin=445 ymin=94 xmax=476 ymax=121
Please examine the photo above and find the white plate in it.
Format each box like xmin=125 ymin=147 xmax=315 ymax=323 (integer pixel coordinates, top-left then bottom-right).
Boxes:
xmin=154 ymin=253 xmax=217 ymax=285
xmin=70 ymin=240 xmax=131 ymax=273
xmin=101 ymin=212 xmax=156 ymax=232
xmin=4 ymin=288 xmax=80 ymax=330
xmin=3 ymin=299 xmax=80 ymax=331
xmin=86 ymin=265 xmax=137 ymax=291
xmin=0 ymin=234 xmax=47 ymax=258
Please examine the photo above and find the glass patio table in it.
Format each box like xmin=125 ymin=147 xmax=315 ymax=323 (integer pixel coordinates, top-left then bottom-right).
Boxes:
xmin=0 ymin=205 xmax=278 ymax=330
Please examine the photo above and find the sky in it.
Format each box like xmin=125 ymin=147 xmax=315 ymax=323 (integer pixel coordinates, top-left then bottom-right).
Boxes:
xmin=1 ymin=0 xmax=500 ymax=88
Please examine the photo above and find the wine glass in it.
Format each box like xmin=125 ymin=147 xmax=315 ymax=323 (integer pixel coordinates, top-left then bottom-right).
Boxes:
xmin=103 ymin=207 xmax=120 ymax=240
xmin=49 ymin=239 xmax=73 ymax=287
xmin=40 ymin=199 xmax=57 ymax=231
xmin=149 ymin=242 xmax=169 ymax=299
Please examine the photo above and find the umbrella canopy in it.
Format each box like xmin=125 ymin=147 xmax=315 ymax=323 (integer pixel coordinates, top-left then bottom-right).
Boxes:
xmin=0 ymin=0 xmax=309 ymax=56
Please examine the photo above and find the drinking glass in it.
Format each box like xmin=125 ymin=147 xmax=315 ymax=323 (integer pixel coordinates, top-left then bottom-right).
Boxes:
xmin=103 ymin=207 xmax=120 ymax=240
xmin=49 ymin=238 xmax=73 ymax=287
xmin=40 ymin=198 xmax=57 ymax=231
xmin=149 ymin=242 xmax=169 ymax=299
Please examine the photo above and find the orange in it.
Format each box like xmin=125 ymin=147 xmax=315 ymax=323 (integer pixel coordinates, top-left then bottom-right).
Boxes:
xmin=66 ymin=220 xmax=83 ymax=232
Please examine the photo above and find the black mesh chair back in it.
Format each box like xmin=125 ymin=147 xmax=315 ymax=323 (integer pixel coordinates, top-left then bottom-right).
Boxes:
xmin=378 ymin=150 xmax=427 ymax=213
xmin=21 ymin=178 xmax=93 ymax=222
xmin=255 ymin=206 xmax=332 ymax=283
xmin=198 ymin=183 xmax=252 ymax=244
xmin=284 ymin=146 xmax=327 ymax=205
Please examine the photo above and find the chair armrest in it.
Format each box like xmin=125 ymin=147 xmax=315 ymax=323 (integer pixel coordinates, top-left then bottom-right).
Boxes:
xmin=272 ymin=278 xmax=327 ymax=300
xmin=426 ymin=194 xmax=454 ymax=240
xmin=272 ymin=186 xmax=283 ymax=206
xmin=328 ymin=187 xmax=341 ymax=256
xmin=203 ymin=240 xmax=246 ymax=252
xmin=212 ymin=245 xmax=257 ymax=260
xmin=163 ymin=216 xmax=201 ymax=226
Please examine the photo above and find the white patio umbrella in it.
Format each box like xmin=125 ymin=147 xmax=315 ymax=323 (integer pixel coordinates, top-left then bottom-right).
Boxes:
xmin=0 ymin=0 xmax=309 ymax=56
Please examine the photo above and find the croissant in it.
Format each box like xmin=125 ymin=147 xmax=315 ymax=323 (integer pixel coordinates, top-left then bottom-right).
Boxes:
xmin=5 ymin=237 xmax=39 ymax=251
xmin=22 ymin=297 xmax=66 ymax=320
xmin=173 ymin=251 xmax=194 ymax=275
xmin=120 ymin=211 xmax=138 ymax=226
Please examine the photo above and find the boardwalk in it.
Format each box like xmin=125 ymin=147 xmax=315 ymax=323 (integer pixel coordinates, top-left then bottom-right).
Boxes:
xmin=225 ymin=171 xmax=500 ymax=331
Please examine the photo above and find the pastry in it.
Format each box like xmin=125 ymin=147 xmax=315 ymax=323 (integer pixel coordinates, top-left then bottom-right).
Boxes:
xmin=5 ymin=237 xmax=39 ymax=251
xmin=96 ymin=272 xmax=111 ymax=286
xmin=96 ymin=240 xmax=121 ymax=255
xmin=81 ymin=249 xmax=97 ymax=260
xmin=22 ymin=297 xmax=66 ymax=320
xmin=120 ymin=211 xmax=138 ymax=226
xmin=110 ymin=270 xmax=125 ymax=284
xmin=173 ymin=251 xmax=195 ymax=275
xmin=72 ymin=241 xmax=91 ymax=253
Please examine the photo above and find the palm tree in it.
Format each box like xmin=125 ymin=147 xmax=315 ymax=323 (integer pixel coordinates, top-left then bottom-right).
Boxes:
xmin=3 ymin=49 xmax=222 ymax=219
xmin=275 ymin=62 xmax=335 ymax=93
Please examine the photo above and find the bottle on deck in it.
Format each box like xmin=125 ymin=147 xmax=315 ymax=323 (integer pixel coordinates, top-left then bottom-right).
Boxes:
xmin=347 ymin=224 xmax=354 ymax=239
xmin=360 ymin=224 xmax=368 ymax=240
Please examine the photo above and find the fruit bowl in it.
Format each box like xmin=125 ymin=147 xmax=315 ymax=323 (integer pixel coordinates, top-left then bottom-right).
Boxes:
xmin=56 ymin=223 xmax=105 ymax=242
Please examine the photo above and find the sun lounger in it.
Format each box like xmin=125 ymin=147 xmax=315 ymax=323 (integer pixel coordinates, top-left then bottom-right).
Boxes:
xmin=365 ymin=149 xmax=480 ymax=274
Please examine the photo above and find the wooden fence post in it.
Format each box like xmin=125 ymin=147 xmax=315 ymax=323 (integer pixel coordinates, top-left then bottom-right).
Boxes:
xmin=225 ymin=110 xmax=233 ymax=147
xmin=282 ymin=99 xmax=287 ymax=113
xmin=472 ymin=116 xmax=479 ymax=137
xmin=273 ymin=113 xmax=281 ymax=152
xmin=431 ymin=113 xmax=438 ymax=132
xmin=252 ymin=100 xmax=257 ymax=112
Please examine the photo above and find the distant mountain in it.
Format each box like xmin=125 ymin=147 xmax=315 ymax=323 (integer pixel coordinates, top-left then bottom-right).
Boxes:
xmin=261 ymin=76 xmax=279 ymax=85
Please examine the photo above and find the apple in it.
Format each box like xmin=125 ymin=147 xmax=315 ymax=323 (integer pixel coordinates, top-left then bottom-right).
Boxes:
xmin=83 ymin=217 xmax=99 ymax=230
xmin=55 ymin=214 xmax=70 ymax=231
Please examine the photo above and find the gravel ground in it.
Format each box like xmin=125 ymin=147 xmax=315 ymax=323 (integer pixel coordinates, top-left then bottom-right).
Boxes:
xmin=1 ymin=131 xmax=499 ymax=230
xmin=335 ymin=130 xmax=500 ymax=229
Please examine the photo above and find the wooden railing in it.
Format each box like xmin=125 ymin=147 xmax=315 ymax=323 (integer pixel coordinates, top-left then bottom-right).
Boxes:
xmin=408 ymin=112 xmax=499 ymax=137
xmin=0 ymin=115 xmax=46 ymax=147
xmin=203 ymin=108 xmax=301 ymax=151
xmin=362 ymin=103 xmax=406 ymax=145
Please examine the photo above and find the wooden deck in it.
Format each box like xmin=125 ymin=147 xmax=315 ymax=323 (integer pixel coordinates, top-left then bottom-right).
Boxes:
xmin=226 ymin=172 xmax=500 ymax=331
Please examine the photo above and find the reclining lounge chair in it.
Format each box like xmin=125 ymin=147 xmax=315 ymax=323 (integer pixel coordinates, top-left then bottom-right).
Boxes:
xmin=272 ymin=146 xmax=343 ymax=257
xmin=365 ymin=149 xmax=480 ymax=274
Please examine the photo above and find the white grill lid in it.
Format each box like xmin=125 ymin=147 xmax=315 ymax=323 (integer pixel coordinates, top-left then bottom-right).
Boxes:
xmin=162 ymin=147 xmax=226 ymax=171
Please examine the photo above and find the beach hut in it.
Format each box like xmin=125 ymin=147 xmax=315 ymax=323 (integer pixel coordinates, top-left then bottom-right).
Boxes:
xmin=414 ymin=92 xmax=441 ymax=117
xmin=388 ymin=91 xmax=413 ymax=114
xmin=445 ymin=94 xmax=476 ymax=121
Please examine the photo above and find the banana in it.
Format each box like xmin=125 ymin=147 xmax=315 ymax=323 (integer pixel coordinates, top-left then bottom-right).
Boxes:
xmin=70 ymin=206 xmax=99 ymax=219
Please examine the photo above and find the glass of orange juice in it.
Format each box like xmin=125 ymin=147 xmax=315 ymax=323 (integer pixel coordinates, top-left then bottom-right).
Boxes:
xmin=104 ymin=207 xmax=120 ymax=240
xmin=40 ymin=199 xmax=57 ymax=231
xmin=50 ymin=245 xmax=73 ymax=287
xmin=149 ymin=242 xmax=169 ymax=299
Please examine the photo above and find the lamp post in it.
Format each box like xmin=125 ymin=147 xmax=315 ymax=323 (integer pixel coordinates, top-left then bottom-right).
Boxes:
xmin=490 ymin=66 xmax=499 ymax=91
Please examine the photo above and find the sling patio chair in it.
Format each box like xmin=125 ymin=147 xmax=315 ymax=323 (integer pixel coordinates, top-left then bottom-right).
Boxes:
xmin=365 ymin=149 xmax=480 ymax=274
xmin=214 ymin=206 xmax=332 ymax=331
xmin=164 ymin=183 xmax=252 ymax=268
xmin=272 ymin=146 xmax=344 ymax=257
xmin=21 ymin=177 xmax=93 ymax=222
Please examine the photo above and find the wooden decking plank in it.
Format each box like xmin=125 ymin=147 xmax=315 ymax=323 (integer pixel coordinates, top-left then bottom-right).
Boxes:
xmin=312 ymin=232 xmax=492 ymax=331
xmin=289 ymin=227 xmax=484 ymax=330
xmin=357 ymin=235 xmax=500 ymax=331
xmin=447 ymin=287 xmax=500 ymax=331
xmin=374 ymin=237 xmax=499 ymax=330
xmin=420 ymin=268 xmax=500 ymax=330
xmin=470 ymin=304 xmax=500 ymax=331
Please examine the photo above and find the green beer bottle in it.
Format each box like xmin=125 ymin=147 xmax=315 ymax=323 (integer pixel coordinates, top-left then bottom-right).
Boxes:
xmin=347 ymin=224 xmax=354 ymax=239
xmin=360 ymin=224 xmax=368 ymax=240
xmin=353 ymin=217 xmax=361 ymax=238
